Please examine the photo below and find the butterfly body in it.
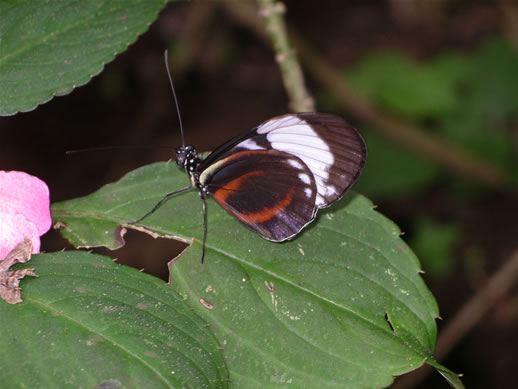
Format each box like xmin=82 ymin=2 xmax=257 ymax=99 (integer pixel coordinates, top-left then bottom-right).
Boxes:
xmin=175 ymin=145 xmax=204 ymax=191
xmin=173 ymin=112 xmax=367 ymax=244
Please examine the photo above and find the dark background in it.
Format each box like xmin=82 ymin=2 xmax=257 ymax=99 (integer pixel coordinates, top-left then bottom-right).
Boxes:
xmin=2 ymin=1 xmax=517 ymax=388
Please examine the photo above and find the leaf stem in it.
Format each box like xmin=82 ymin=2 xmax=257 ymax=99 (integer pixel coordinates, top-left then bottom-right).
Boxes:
xmin=256 ymin=0 xmax=314 ymax=112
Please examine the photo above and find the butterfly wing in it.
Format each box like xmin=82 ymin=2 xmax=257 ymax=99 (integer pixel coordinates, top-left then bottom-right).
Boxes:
xmin=199 ymin=149 xmax=318 ymax=241
xmin=198 ymin=113 xmax=367 ymax=208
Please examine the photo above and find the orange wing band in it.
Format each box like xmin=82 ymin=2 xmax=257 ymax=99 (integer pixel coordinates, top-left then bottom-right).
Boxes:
xmin=213 ymin=170 xmax=295 ymax=224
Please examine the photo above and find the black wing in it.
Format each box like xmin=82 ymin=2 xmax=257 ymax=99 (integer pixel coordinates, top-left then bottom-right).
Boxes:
xmin=199 ymin=149 xmax=318 ymax=241
xmin=198 ymin=113 xmax=367 ymax=208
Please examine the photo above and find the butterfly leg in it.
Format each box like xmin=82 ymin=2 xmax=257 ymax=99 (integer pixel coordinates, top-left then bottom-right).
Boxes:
xmin=128 ymin=185 xmax=193 ymax=225
xmin=200 ymin=193 xmax=208 ymax=264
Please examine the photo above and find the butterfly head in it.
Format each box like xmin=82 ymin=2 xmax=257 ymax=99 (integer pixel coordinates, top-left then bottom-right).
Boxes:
xmin=175 ymin=144 xmax=199 ymax=173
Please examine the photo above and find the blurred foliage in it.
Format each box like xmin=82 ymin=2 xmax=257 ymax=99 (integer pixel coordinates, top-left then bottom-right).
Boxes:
xmin=347 ymin=52 xmax=459 ymax=119
xmin=437 ymin=39 xmax=518 ymax=168
xmin=410 ymin=218 xmax=462 ymax=277
xmin=336 ymin=36 xmax=518 ymax=200
xmin=353 ymin=130 xmax=441 ymax=197
xmin=462 ymin=245 xmax=488 ymax=282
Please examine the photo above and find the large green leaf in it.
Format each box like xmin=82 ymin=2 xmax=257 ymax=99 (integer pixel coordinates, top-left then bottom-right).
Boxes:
xmin=0 ymin=251 xmax=228 ymax=388
xmin=0 ymin=0 xmax=167 ymax=116
xmin=52 ymin=162 xmax=464 ymax=388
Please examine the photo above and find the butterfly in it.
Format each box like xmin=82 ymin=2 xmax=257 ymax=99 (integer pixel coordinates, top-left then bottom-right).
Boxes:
xmin=130 ymin=52 xmax=367 ymax=263
xmin=132 ymin=112 xmax=367 ymax=263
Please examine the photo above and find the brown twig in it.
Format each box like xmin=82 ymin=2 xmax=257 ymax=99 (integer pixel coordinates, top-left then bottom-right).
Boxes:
xmin=256 ymin=0 xmax=314 ymax=112
xmin=392 ymin=249 xmax=518 ymax=388
xmin=219 ymin=0 xmax=511 ymax=191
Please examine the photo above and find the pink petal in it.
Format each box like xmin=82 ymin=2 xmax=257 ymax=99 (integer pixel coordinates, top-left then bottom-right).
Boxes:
xmin=0 ymin=171 xmax=51 ymax=235
xmin=0 ymin=171 xmax=51 ymax=260
xmin=0 ymin=213 xmax=41 ymax=259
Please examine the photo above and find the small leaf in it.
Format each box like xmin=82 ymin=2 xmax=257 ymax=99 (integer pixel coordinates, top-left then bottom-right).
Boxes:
xmin=53 ymin=162 xmax=463 ymax=387
xmin=0 ymin=0 xmax=167 ymax=116
xmin=0 ymin=250 xmax=228 ymax=387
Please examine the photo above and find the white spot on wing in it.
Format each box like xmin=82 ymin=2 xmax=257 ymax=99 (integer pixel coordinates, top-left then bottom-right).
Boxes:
xmin=304 ymin=188 xmax=312 ymax=198
xmin=288 ymin=159 xmax=304 ymax=170
xmin=298 ymin=173 xmax=311 ymax=184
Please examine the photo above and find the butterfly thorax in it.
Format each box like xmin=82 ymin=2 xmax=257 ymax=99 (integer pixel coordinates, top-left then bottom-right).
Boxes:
xmin=176 ymin=144 xmax=205 ymax=191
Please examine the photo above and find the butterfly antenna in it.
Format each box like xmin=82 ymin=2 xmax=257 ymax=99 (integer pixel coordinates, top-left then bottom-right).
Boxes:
xmin=65 ymin=144 xmax=175 ymax=154
xmin=164 ymin=49 xmax=185 ymax=147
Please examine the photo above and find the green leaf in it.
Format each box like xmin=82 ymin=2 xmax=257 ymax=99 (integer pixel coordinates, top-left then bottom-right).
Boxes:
xmin=345 ymin=38 xmax=517 ymax=192
xmin=0 ymin=0 xmax=167 ymax=116
xmin=436 ymin=38 xmax=518 ymax=168
xmin=355 ymin=131 xmax=441 ymax=198
xmin=410 ymin=218 xmax=462 ymax=277
xmin=347 ymin=52 xmax=459 ymax=118
xmin=469 ymin=38 xmax=518 ymax=119
xmin=52 ymin=162 xmax=463 ymax=388
xmin=0 ymin=251 xmax=228 ymax=388
xmin=428 ymin=52 xmax=472 ymax=87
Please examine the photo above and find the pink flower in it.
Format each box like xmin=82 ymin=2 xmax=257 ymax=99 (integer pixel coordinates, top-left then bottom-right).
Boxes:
xmin=0 ymin=171 xmax=51 ymax=259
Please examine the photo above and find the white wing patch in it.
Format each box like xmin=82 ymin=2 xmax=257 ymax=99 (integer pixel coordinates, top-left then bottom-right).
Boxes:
xmin=256 ymin=116 xmax=336 ymax=207
xmin=239 ymin=138 xmax=266 ymax=151
xmin=257 ymin=115 xmax=299 ymax=133
xmin=298 ymin=173 xmax=311 ymax=185
xmin=288 ymin=159 xmax=304 ymax=170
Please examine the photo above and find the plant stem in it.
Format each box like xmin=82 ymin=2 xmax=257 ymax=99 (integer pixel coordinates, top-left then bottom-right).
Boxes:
xmin=256 ymin=0 xmax=314 ymax=112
